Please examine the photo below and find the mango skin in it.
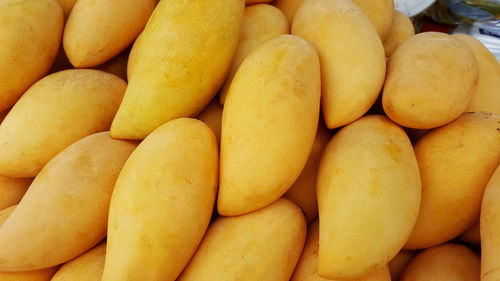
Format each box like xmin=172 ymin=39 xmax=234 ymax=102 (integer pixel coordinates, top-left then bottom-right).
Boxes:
xmin=219 ymin=4 xmax=289 ymax=104
xmin=460 ymin=221 xmax=480 ymax=245
xmin=0 ymin=176 xmax=32 ymax=210
xmin=178 ymin=198 xmax=306 ymax=281
xmin=63 ymin=0 xmax=155 ymax=68
xmin=219 ymin=35 xmax=321 ymax=216
xmin=0 ymin=132 xmax=137 ymax=271
xmin=481 ymin=165 xmax=500 ymax=281
xmin=246 ymin=0 xmax=272 ymax=4
xmin=0 ymin=266 xmax=58 ymax=281
xmin=197 ymin=101 xmax=223 ymax=144
xmin=58 ymin=0 xmax=77 ymax=20
xmin=51 ymin=241 xmax=106 ymax=281
xmin=103 ymin=118 xmax=218 ymax=281
xmin=110 ymin=0 xmax=244 ymax=139
xmin=383 ymin=10 xmax=415 ymax=57
xmin=0 ymin=69 xmax=126 ymax=178
xmin=0 ymin=205 xmax=16 ymax=225
xmin=389 ymin=250 xmax=417 ymax=281
xmin=273 ymin=0 xmax=305 ymax=24
xmin=96 ymin=48 xmax=129 ymax=81
xmin=383 ymin=32 xmax=479 ymax=129
xmin=400 ymin=244 xmax=480 ymax=281
xmin=0 ymin=110 xmax=7 ymax=124
xmin=317 ymin=115 xmax=421 ymax=279
xmin=405 ymin=112 xmax=500 ymax=249
xmin=352 ymin=0 xmax=394 ymax=41
xmin=0 ymin=0 xmax=63 ymax=112
xmin=291 ymin=220 xmax=391 ymax=281
xmin=284 ymin=122 xmax=331 ymax=223
xmin=453 ymin=34 xmax=500 ymax=115
xmin=292 ymin=0 xmax=385 ymax=129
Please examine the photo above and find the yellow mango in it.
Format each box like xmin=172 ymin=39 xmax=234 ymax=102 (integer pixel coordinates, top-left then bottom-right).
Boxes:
xmin=0 ymin=205 xmax=16 ymax=226
xmin=63 ymin=0 xmax=155 ymax=68
xmin=0 ymin=0 xmax=63 ymax=112
xmin=351 ymin=0 xmax=394 ymax=40
xmin=383 ymin=10 xmax=415 ymax=57
xmin=0 ymin=132 xmax=136 ymax=271
xmin=400 ymin=244 xmax=480 ymax=281
xmin=383 ymin=32 xmax=479 ymax=129
xmin=273 ymin=0 xmax=305 ymax=24
xmin=219 ymin=4 xmax=289 ymax=104
xmin=317 ymin=115 xmax=421 ymax=279
xmin=197 ymin=101 xmax=223 ymax=144
xmin=58 ymin=0 xmax=77 ymax=20
xmin=389 ymin=250 xmax=417 ymax=281
xmin=96 ymin=48 xmax=130 ymax=81
xmin=284 ymin=122 xmax=331 ymax=223
xmin=405 ymin=112 xmax=500 ymax=249
xmin=0 ymin=267 xmax=58 ymax=281
xmin=0 ymin=176 xmax=32 ymax=210
xmin=292 ymin=0 xmax=385 ymax=129
xmin=291 ymin=220 xmax=391 ymax=281
xmin=453 ymin=34 xmax=500 ymax=115
xmin=51 ymin=241 xmax=106 ymax=281
xmin=247 ymin=0 xmax=272 ymax=4
xmin=178 ymin=198 xmax=306 ymax=281
xmin=481 ymin=165 xmax=500 ymax=281
xmin=219 ymin=35 xmax=320 ymax=216
xmin=103 ymin=118 xmax=218 ymax=281
xmin=0 ymin=109 xmax=7 ymax=124
xmin=460 ymin=221 xmax=480 ymax=245
xmin=111 ymin=0 xmax=244 ymax=140
xmin=0 ymin=69 xmax=126 ymax=178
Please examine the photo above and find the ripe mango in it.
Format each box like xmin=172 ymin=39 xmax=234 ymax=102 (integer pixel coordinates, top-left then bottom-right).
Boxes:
xmin=481 ymin=165 xmax=500 ymax=281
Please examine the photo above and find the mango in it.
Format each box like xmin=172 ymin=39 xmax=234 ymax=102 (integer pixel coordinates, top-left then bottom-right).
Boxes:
xmin=102 ymin=118 xmax=218 ymax=281
xmin=383 ymin=10 xmax=415 ymax=57
xmin=284 ymin=122 xmax=330 ymax=223
xmin=0 ymin=176 xmax=32 ymax=210
xmin=219 ymin=35 xmax=320 ymax=216
xmin=383 ymin=32 xmax=479 ymax=129
xmin=400 ymin=244 xmax=480 ymax=281
xmin=292 ymin=0 xmax=385 ymax=129
xmin=460 ymin=221 xmax=480 ymax=245
xmin=351 ymin=0 xmax=394 ymax=40
xmin=405 ymin=112 xmax=500 ymax=249
xmin=51 ymin=241 xmax=106 ymax=281
xmin=197 ymin=101 xmax=223 ymax=144
xmin=178 ymin=198 xmax=306 ymax=281
xmin=453 ymin=34 xmax=500 ymax=115
xmin=58 ymin=0 xmax=77 ymax=20
xmin=317 ymin=115 xmax=421 ymax=279
xmin=291 ymin=220 xmax=391 ymax=281
xmin=0 ymin=69 xmax=126 ymax=178
xmin=0 ymin=0 xmax=63 ymax=112
xmin=219 ymin=4 xmax=289 ymax=104
xmin=247 ymin=0 xmax=272 ymax=4
xmin=0 ymin=110 xmax=7 ymax=124
xmin=96 ymin=48 xmax=130 ymax=81
xmin=389 ymin=250 xmax=417 ymax=281
xmin=273 ymin=0 xmax=305 ymax=24
xmin=481 ymin=165 xmax=500 ymax=281
xmin=0 ymin=205 xmax=16 ymax=226
xmin=0 ymin=266 xmax=58 ymax=281
xmin=0 ymin=132 xmax=136 ymax=271
xmin=63 ymin=0 xmax=155 ymax=68
xmin=110 ymin=0 xmax=244 ymax=139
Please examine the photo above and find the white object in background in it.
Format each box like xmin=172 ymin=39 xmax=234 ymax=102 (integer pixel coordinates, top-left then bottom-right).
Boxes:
xmin=453 ymin=20 xmax=500 ymax=62
xmin=395 ymin=0 xmax=437 ymax=17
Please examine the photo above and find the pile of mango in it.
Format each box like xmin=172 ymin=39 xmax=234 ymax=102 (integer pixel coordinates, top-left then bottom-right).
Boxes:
xmin=0 ymin=0 xmax=499 ymax=280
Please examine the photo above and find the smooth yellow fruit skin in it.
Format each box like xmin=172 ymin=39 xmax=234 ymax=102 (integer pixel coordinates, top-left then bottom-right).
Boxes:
xmin=63 ymin=0 xmax=155 ymax=68
xmin=0 ymin=0 xmax=63 ymax=112
xmin=317 ymin=115 xmax=421 ymax=279
xmin=453 ymin=34 xmax=500 ymax=115
xmin=405 ymin=112 xmax=500 ymax=249
xmin=481 ymin=165 xmax=500 ymax=281
xmin=58 ymin=0 xmax=77 ymax=20
xmin=51 ymin=241 xmax=106 ymax=281
xmin=460 ymin=220 xmax=480 ymax=245
xmin=197 ymin=101 xmax=223 ymax=144
xmin=0 ymin=69 xmax=126 ymax=178
xmin=178 ymin=198 xmax=306 ymax=281
xmin=291 ymin=220 xmax=391 ymax=281
xmin=273 ymin=0 xmax=306 ymax=24
xmin=219 ymin=35 xmax=321 ymax=216
xmin=383 ymin=10 xmax=415 ymax=57
xmin=0 ymin=205 xmax=16 ymax=225
xmin=0 ymin=176 xmax=32 ymax=210
xmin=219 ymin=4 xmax=289 ymax=104
xmin=111 ymin=0 xmax=244 ymax=139
xmin=389 ymin=250 xmax=417 ymax=281
xmin=0 ymin=132 xmax=136 ymax=271
xmin=400 ymin=244 xmax=480 ymax=281
xmin=284 ymin=122 xmax=330 ymax=223
xmin=0 ymin=267 xmax=58 ymax=281
xmin=103 ymin=118 xmax=218 ymax=281
xmin=292 ymin=0 xmax=386 ymax=129
xmin=383 ymin=32 xmax=479 ymax=129
xmin=352 ymin=0 xmax=394 ymax=41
